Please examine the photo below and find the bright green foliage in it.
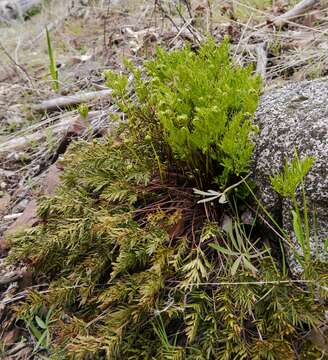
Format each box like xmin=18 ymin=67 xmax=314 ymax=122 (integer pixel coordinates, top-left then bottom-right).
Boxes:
xmin=270 ymin=154 xmax=314 ymax=198
xmin=209 ymin=219 xmax=266 ymax=276
xmin=46 ymin=26 xmax=59 ymax=92
xmin=270 ymin=153 xmax=316 ymax=275
xmin=20 ymin=302 xmax=55 ymax=355
xmin=9 ymin=140 xmax=327 ymax=359
xmin=78 ymin=103 xmax=89 ymax=119
xmin=105 ymin=38 xmax=261 ymax=189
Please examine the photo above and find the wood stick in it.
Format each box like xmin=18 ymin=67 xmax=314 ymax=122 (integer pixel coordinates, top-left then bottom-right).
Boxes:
xmin=0 ymin=272 xmax=22 ymax=286
xmin=32 ymin=89 xmax=112 ymax=112
xmin=273 ymin=0 xmax=320 ymax=27
xmin=0 ymin=111 xmax=102 ymax=153
xmin=256 ymin=42 xmax=268 ymax=83
xmin=0 ymin=41 xmax=35 ymax=89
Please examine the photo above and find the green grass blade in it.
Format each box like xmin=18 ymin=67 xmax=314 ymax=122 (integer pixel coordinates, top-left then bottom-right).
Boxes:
xmin=46 ymin=26 xmax=59 ymax=91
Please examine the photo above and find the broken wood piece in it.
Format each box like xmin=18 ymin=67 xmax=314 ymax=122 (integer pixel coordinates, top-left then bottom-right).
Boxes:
xmin=2 ymin=291 xmax=28 ymax=305
xmin=0 ymin=272 xmax=22 ymax=286
xmin=3 ymin=213 xmax=23 ymax=221
xmin=0 ymin=115 xmax=78 ymax=153
xmin=5 ymin=199 xmax=38 ymax=236
xmin=255 ymin=42 xmax=268 ymax=83
xmin=0 ymin=111 xmax=102 ymax=153
xmin=33 ymin=89 xmax=112 ymax=112
xmin=273 ymin=0 xmax=320 ymax=27
xmin=4 ymin=341 xmax=28 ymax=356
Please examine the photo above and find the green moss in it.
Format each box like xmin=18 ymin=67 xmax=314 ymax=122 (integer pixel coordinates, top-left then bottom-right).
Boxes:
xmin=8 ymin=40 xmax=328 ymax=359
xmin=9 ymin=138 xmax=327 ymax=359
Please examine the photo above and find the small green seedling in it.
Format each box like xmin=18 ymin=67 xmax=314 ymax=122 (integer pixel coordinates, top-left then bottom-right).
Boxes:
xmin=22 ymin=306 xmax=55 ymax=354
xmin=270 ymin=152 xmax=315 ymax=274
xmin=45 ymin=128 xmax=56 ymax=152
xmin=46 ymin=26 xmax=59 ymax=91
xmin=209 ymin=220 xmax=268 ymax=276
xmin=78 ymin=103 xmax=89 ymax=119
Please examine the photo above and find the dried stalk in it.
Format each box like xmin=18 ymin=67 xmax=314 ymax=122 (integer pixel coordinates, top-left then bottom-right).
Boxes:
xmin=274 ymin=0 xmax=320 ymax=27
xmin=33 ymin=89 xmax=112 ymax=112
xmin=256 ymin=42 xmax=268 ymax=83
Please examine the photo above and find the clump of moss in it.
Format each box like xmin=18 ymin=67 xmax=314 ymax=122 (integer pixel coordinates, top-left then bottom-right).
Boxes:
xmin=8 ymin=40 xmax=328 ymax=359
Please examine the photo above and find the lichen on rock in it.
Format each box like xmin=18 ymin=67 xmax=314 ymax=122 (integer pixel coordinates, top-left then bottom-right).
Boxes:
xmin=252 ymin=78 xmax=328 ymax=270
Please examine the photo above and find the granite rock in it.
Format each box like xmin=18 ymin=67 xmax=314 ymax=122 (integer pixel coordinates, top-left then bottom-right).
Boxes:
xmin=252 ymin=78 xmax=328 ymax=270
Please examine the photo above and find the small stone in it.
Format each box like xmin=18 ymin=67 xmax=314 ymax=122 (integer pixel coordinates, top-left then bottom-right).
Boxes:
xmin=18 ymin=270 xmax=33 ymax=290
xmin=44 ymin=163 xmax=62 ymax=195
xmin=0 ymin=237 xmax=10 ymax=255
xmin=2 ymin=328 xmax=21 ymax=347
xmin=5 ymin=199 xmax=38 ymax=236
xmin=221 ymin=215 xmax=232 ymax=232
xmin=11 ymin=198 xmax=29 ymax=213
xmin=241 ymin=210 xmax=254 ymax=225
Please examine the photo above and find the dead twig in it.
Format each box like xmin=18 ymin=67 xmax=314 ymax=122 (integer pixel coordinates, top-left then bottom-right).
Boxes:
xmin=155 ymin=0 xmax=183 ymax=36
xmin=256 ymin=42 xmax=268 ymax=83
xmin=0 ymin=111 xmax=97 ymax=153
xmin=32 ymin=89 xmax=112 ymax=112
xmin=0 ymin=41 xmax=36 ymax=91
xmin=206 ymin=0 xmax=214 ymax=35
xmin=0 ymin=273 xmax=22 ymax=286
xmin=174 ymin=2 xmax=201 ymax=44
xmin=273 ymin=0 xmax=320 ymax=28
xmin=103 ymin=3 xmax=111 ymax=56
xmin=183 ymin=0 xmax=193 ymax=20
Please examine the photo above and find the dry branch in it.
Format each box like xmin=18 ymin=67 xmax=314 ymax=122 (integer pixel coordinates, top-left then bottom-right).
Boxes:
xmin=0 ymin=111 xmax=103 ymax=153
xmin=0 ymin=272 xmax=22 ymax=286
xmin=255 ymin=42 xmax=268 ymax=83
xmin=273 ymin=0 xmax=320 ymax=27
xmin=33 ymin=89 xmax=112 ymax=112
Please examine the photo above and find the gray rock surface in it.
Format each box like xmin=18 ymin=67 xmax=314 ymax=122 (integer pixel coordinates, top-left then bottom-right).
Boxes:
xmin=0 ymin=0 xmax=94 ymax=22
xmin=0 ymin=0 xmax=21 ymax=21
xmin=0 ymin=0 xmax=41 ymax=21
xmin=252 ymin=78 xmax=328 ymax=270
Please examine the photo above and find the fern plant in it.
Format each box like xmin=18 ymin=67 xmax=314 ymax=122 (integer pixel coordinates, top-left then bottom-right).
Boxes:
xmin=270 ymin=152 xmax=318 ymax=276
xmin=105 ymin=38 xmax=261 ymax=190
